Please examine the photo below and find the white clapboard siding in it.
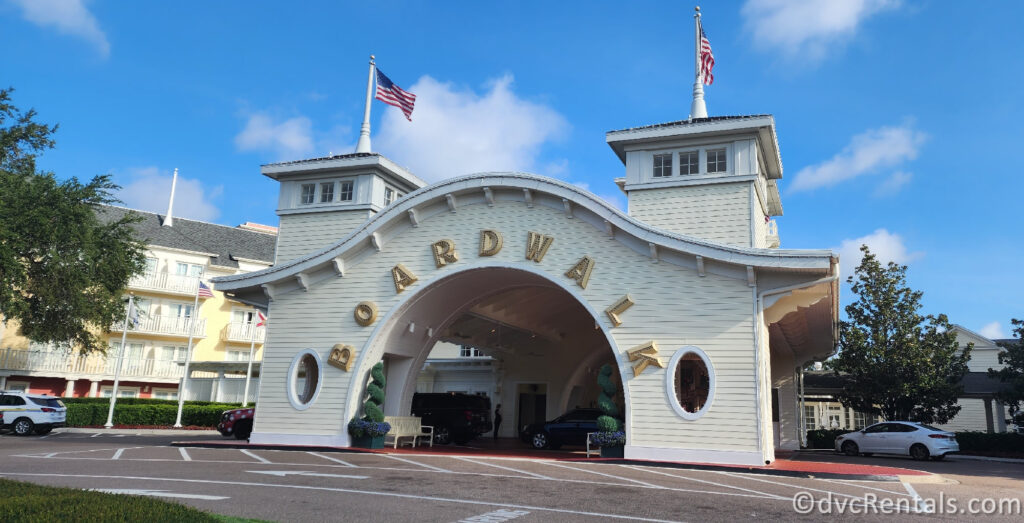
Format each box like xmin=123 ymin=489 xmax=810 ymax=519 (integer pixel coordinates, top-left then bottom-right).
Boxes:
xmin=275 ymin=211 xmax=373 ymax=264
xmin=933 ymin=398 xmax=1009 ymax=433
xmin=627 ymin=183 xmax=752 ymax=247
xmin=256 ymin=197 xmax=761 ymax=454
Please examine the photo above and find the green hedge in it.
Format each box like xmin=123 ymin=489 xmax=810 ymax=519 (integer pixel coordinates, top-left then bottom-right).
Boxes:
xmin=954 ymin=431 xmax=1024 ymax=453
xmin=805 ymin=429 xmax=847 ymax=449
xmin=63 ymin=401 xmax=247 ymax=427
xmin=61 ymin=397 xmax=243 ymax=407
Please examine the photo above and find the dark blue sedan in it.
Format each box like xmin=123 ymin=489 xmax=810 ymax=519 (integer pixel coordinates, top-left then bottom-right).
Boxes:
xmin=520 ymin=408 xmax=603 ymax=449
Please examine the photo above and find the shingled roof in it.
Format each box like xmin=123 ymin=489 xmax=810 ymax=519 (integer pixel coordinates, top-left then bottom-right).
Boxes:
xmin=607 ymin=114 xmax=772 ymax=134
xmin=96 ymin=205 xmax=276 ymax=269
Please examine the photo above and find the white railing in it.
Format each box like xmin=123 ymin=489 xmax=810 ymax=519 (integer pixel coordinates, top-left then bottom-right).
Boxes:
xmin=0 ymin=347 xmax=184 ymax=379
xmin=112 ymin=315 xmax=206 ymax=338
xmin=765 ymin=219 xmax=780 ymax=248
xmin=128 ymin=272 xmax=201 ymax=296
xmin=222 ymin=322 xmax=266 ymax=343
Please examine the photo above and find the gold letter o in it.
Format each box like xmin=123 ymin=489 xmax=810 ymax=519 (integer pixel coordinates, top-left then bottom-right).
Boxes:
xmin=354 ymin=301 xmax=379 ymax=326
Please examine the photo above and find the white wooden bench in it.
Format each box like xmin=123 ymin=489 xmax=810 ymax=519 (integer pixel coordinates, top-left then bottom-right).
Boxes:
xmin=384 ymin=416 xmax=433 ymax=448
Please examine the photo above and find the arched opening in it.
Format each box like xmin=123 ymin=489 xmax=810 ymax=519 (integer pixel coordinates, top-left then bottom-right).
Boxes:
xmin=347 ymin=264 xmax=625 ymax=450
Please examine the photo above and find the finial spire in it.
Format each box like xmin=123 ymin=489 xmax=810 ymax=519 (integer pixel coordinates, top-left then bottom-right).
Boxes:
xmin=689 ymin=6 xmax=708 ymax=120
xmin=355 ymin=54 xmax=376 ymax=153
xmin=163 ymin=168 xmax=178 ymax=227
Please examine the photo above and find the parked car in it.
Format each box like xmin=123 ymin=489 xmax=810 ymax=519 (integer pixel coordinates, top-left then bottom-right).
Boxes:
xmin=835 ymin=421 xmax=959 ymax=461
xmin=217 ymin=407 xmax=255 ymax=440
xmin=520 ymin=408 xmax=603 ymax=449
xmin=0 ymin=390 xmax=67 ymax=436
xmin=411 ymin=392 xmax=491 ymax=445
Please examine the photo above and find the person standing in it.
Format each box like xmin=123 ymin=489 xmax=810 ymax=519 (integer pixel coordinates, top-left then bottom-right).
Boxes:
xmin=493 ymin=404 xmax=502 ymax=440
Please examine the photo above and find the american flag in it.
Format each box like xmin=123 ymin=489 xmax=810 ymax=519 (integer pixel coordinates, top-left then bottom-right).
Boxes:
xmin=375 ymin=68 xmax=416 ymax=121
xmin=198 ymin=281 xmax=214 ymax=298
xmin=700 ymin=23 xmax=715 ymax=85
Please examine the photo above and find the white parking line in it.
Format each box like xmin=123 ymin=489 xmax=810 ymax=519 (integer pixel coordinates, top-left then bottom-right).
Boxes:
xmin=308 ymin=452 xmax=355 ymax=467
xmin=540 ymin=462 xmax=664 ymax=488
xmin=380 ymin=454 xmax=450 ymax=472
xmin=460 ymin=509 xmax=531 ymax=522
xmin=240 ymin=449 xmax=272 ymax=464
xmin=90 ymin=433 xmax=101 ymax=438
xmin=0 ymin=472 xmax=683 ymax=523
xmin=825 ymin=478 xmax=912 ymax=497
xmin=623 ymin=465 xmax=788 ymax=500
xmin=179 ymin=448 xmax=192 ymax=461
xmin=452 ymin=457 xmax=553 ymax=479
xmin=112 ymin=448 xmax=125 ymax=460
xmin=711 ymin=470 xmax=868 ymax=501
xmin=902 ymin=481 xmax=931 ymax=514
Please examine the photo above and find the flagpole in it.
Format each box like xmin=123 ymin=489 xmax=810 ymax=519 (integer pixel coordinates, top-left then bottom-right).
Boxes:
xmin=355 ymin=54 xmax=376 ymax=153
xmin=105 ymin=294 xmax=134 ymax=428
xmin=241 ymin=317 xmax=258 ymax=408
xmin=173 ymin=280 xmax=204 ymax=427
xmin=689 ymin=6 xmax=708 ymax=120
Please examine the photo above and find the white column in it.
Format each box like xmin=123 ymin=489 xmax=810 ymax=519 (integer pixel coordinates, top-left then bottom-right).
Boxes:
xmin=995 ymin=400 xmax=1008 ymax=432
xmin=64 ymin=379 xmax=76 ymax=398
xmin=213 ymin=370 xmax=225 ymax=403
xmin=88 ymin=380 xmax=99 ymax=398
xmin=0 ymin=375 xmax=7 ymax=390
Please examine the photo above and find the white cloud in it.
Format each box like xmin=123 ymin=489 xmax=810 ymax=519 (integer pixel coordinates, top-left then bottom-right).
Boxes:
xmin=12 ymin=0 xmax=110 ymax=58
xmin=234 ymin=113 xmax=315 ymax=161
xmin=789 ymin=123 xmax=926 ymax=193
xmin=835 ymin=228 xmax=923 ymax=280
xmin=116 ymin=167 xmax=223 ymax=222
xmin=741 ymin=0 xmax=900 ymax=60
xmin=873 ymin=170 xmax=913 ymax=197
xmin=374 ymin=74 xmax=569 ymax=182
xmin=978 ymin=321 xmax=1006 ymax=340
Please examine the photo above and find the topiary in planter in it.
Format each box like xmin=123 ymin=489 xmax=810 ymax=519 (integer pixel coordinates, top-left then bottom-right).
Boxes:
xmin=596 ymin=364 xmax=621 ymax=433
xmin=363 ymin=361 xmax=386 ymax=423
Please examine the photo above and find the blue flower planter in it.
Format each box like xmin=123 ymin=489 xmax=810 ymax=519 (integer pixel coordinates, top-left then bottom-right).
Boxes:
xmin=351 ymin=435 xmax=385 ymax=449
xmin=600 ymin=445 xmax=624 ymax=458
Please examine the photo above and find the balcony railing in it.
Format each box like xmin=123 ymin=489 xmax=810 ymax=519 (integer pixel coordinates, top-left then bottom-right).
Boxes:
xmin=128 ymin=272 xmax=202 ymax=296
xmin=0 ymin=347 xmax=184 ymax=380
xmin=765 ymin=219 xmax=780 ymax=248
xmin=112 ymin=315 xmax=206 ymax=338
xmin=222 ymin=322 xmax=266 ymax=343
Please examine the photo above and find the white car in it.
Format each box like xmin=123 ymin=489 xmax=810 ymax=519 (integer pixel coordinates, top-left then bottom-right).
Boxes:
xmin=0 ymin=390 xmax=67 ymax=436
xmin=835 ymin=421 xmax=959 ymax=461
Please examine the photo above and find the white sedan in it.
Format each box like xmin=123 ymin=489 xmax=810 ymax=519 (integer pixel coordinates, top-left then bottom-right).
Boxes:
xmin=835 ymin=421 xmax=959 ymax=461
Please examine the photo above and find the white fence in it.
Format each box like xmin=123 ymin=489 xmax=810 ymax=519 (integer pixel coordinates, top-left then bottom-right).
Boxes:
xmin=0 ymin=347 xmax=184 ymax=380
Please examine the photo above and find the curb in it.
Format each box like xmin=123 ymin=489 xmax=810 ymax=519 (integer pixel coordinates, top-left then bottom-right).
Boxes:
xmin=171 ymin=440 xmax=917 ymax=482
xmin=948 ymin=454 xmax=1024 ymax=464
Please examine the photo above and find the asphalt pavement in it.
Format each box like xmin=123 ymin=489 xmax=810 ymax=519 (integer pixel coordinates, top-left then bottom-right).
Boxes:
xmin=2 ymin=430 xmax=1023 ymax=522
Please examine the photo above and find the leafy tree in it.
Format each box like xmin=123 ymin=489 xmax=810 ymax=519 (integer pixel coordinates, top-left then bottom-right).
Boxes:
xmin=990 ymin=319 xmax=1024 ymax=415
xmin=831 ymin=245 xmax=971 ymax=423
xmin=0 ymin=88 xmax=146 ymax=355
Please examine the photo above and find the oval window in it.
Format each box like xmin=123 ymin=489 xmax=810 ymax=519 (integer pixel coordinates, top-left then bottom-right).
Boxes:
xmin=288 ymin=349 xmax=323 ymax=410
xmin=665 ymin=347 xmax=714 ymax=420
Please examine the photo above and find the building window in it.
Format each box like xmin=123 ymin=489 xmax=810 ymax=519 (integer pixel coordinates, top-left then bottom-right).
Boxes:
xmin=665 ymin=346 xmax=714 ymax=420
xmin=706 ymin=148 xmax=727 ymax=173
xmin=339 ymin=180 xmax=354 ymax=201
xmin=175 ymin=262 xmax=203 ymax=277
xmin=287 ymin=349 xmax=322 ymax=410
xmin=300 ymin=183 xmax=316 ymax=205
xmin=653 ymin=153 xmax=672 ymax=178
xmin=804 ymin=405 xmax=818 ymax=431
xmin=320 ymin=182 xmax=335 ymax=203
xmin=159 ymin=346 xmax=187 ymax=361
xmin=152 ymin=388 xmax=178 ymax=400
xmin=459 ymin=346 xmax=484 ymax=358
xmin=384 ymin=187 xmax=396 ymax=206
xmin=144 ymin=257 xmax=158 ymax=275
xmin=679 ymin=151 xmax=699 ymax=175
xmin=227 ymin=350 xmax=250 ymax=362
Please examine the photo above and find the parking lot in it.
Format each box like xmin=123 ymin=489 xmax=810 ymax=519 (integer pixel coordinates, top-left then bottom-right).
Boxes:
xmin=2 ymin=431 xmax=1023 ymax=521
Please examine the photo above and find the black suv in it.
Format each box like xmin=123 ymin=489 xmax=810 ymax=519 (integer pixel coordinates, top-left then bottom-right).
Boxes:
xmin=520 ymin=408 xmax=603 ymax=449
xmin=411 ymin=392 xmax=492 ymax=445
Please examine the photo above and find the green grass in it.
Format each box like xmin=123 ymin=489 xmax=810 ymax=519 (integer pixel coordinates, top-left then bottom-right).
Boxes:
xmin=0 ymin=478 xmax=268 ymax=522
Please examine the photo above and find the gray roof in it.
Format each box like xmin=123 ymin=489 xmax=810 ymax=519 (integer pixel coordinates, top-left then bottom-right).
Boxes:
xmin=607 ymin=114 xmax=772 ymax=134
xmin=262 ymin=152 xmax=379 ymax=168
xmin=96 ymin=205 xmax=276 ymax=269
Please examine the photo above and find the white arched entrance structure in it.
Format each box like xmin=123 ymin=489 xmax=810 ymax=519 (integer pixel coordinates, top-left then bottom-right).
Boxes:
xmin=215 ymin=173 xmax=838 ymax=466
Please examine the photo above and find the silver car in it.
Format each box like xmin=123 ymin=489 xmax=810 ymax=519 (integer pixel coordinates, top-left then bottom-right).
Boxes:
xmin=835 ymin=421 xmax=959 ymax=461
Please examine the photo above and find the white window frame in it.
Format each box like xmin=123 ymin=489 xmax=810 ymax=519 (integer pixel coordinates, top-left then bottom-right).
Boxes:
xmin=679 ymin=150 xmax=699 ymax=175
xmin=152 ymin=388 xmax=178 ymax=400
xmin=652 ymin=153 xmax=673 ymax=178
xmin=665 ymin=346 xmax=715 ymax=421
xmin=5 ymin=380 xmax=29 ymax=393
xmin=646 ymin=143 xmax=733 ymax=181
xmin=459 ymin=346 xmax=484 ymax=358
xmin=339 ymin=180 xmax=354 ymax=201
xmin=300 ymin=183 xmax=316 ymax=205
xmin=287 ymin=349 xmax=323 ymax=411
xmin=706 ymin=148 xmax=727 ymax=173
xmin=175 ymin=262 xmax=203 ymax=278
xmin=100 ymin=386 xmax=140 ymax=398
xmin=384 ymin=187 xmax=396 ymax=206
xmin=319 ymin=182 xmax=335 ymax=203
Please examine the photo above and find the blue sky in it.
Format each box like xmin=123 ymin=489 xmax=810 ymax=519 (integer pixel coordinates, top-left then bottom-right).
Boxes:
xmin=2 ymin=1 xmax=1021 ymax=338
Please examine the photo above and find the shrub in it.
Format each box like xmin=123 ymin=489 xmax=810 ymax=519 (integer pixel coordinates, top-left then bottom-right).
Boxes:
xmin=954 ymin=431 xmax=1024 ymax=453
xmin=363 ymin=361 xmax=386 ymax=422
xmin=805 ymin=429 xmax=847 ymax=449
xmin=63 ymin=402 xmax=241 ymax=427
xmin=596 ymin=364 xmax=621 ymax=433
xmin=590 ymin=431 xmax=626 ymax=447
xmin=347 ymin=418 xmax=391 ymax=438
